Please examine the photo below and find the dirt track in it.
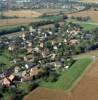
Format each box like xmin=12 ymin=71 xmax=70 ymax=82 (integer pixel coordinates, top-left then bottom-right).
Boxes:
xmin=24 ymin=59 xmax=98 ymax=100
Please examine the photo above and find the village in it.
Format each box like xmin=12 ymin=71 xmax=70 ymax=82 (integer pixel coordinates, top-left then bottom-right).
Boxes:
xmin=0 ymin=21 xmax=85 ymax=98
xmin=0 ymin=0 xmax=98 ymax=100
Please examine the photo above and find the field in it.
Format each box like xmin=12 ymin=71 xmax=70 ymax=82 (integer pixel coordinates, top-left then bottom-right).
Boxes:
xmin=0 ymin=8 xmax=76 ymax=27
xmin=24 ymin=59 xmax=98 ymax=100
xmin=76 ymin=49 xmax=98 ymax=58
xmin=80 ymin=0 xmax=98 ymax=3
xmin=0 ymin=51 xmax=13 ymax=73
xmin=0 ymin=18 xmax=44 ymax=27
xmin=0 ymin=10 xmax=42 ymax=27
xmin=39 ymin=58 xmax=91 ymax=90
xmin=68 ymin=10 xmax=98 ymax=23
xmin=3 ymin=10 xmax=42 ymax=18
xmin=67 ymin=19 xmax=98 ymax=30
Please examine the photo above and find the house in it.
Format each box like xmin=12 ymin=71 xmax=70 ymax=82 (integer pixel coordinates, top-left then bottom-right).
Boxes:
xmin=13 ymin=57 xmax=24 ymax=64
xmin=34 ymin=47 xmax=40 ymax=53
xmin=41 ymin=48 xmax=49 ymax=58
xmin=27 ymin=47 xmax=33 ymax=53
xmin=53 ymin=46 xmax=58 ymax=50
xmin=70 ymin=39 xmax=79 ymax=45
xmin=64 ymin=66 xmax=69 ymax=69
xmin=25 ymin=62 xmax=37 ymax=69
xmin=9 ymin=75 xmax=15 ymax=81
xmin=22 ymin=71 xmax=27 ymax=77
xmin=8 ymin=44 xmax=17 ymax=52
xmin=2 ymin=74 xmax=15 ymax=87
xmin=22 ymin=33 xmax=26 ymax=41
xmin=21 ymin=74 xmax=32 ymax=82
xmin=64 ymin=39 xmax=67 ymax=43
xmin=39 ymin=42 xmax=44 ymax=48
xmin=2 ymin=78 xmax=11 ymax=87
xmin=14 ymin=66 xmax=20 ymax=74
xmin=30 ymin=67 xmax=42 ymax=77
xmin=51 ymin=53 xmax=56 ymax=60
xmin=51 ymin=41 xmax=55 ymax=45
xmin=24 ymin=53 xmax=33 ymax=62
xmin=53 ymin=62 xmax=62 ymax=69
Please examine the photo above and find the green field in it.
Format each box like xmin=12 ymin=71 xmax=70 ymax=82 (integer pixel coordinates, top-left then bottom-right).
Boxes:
xmin=40 ymin=58 xmax=91 ymax=90
xmin=40 ymin=15 xmax=62 ymax=21
xmin=0 ymin=51 xmax=13 ymax=73
xmin=66 ymin=19 xmax=98 ymax=30
xmin=75 ymin=49 xmax=98 ymax=59
xmin=78 ymin=23 xmax=98 ymax=30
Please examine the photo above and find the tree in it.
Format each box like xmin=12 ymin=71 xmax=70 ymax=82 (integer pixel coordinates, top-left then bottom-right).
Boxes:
xmin=47 ymin=71 xmax=58 ymax=82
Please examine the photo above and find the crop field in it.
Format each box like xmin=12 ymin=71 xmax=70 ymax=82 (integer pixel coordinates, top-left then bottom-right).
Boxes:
xmin=0 ymin=17 xmax=46 ymax=27
xmin=24 ymin=59 xmax=98 ymax=100
xmin=3 ymin=10 xmax=42 ymax=18
xmin=0 ymin=10 xmax=43 ymax=27
xmin=68 ymin=10 xmax=98 ymax=23
xmin=0 ymin=9 xmax=69 ymax=27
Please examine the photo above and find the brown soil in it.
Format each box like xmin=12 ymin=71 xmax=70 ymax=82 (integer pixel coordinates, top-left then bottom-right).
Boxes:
xmin=0 ymin=10 xmax=42 ymax=26
xmin=68 ymin=10 xmax=98 ymax=23
xmin=0 ymin=18 xmax=43 ymax=27
xmin=24 ymin=59 xmax=98 ymax=100
xmin=0 ymin=18 xmax=33 ymax=26
xmin=4 ymin=10 xmax=42 ymax=18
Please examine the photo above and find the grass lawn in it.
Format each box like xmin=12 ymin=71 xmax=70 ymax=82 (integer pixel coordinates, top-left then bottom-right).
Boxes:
xmin=39 ymin=58 xmax=91 ymax=90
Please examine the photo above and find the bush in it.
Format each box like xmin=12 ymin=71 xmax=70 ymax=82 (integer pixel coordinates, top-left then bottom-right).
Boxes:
xmin=29 ymin=20 xmax=59 ymax=28
xmin=0 ymin=26 xmax=27 ymax=36
xmin=47 ymin=72 xmax=58 ymax=82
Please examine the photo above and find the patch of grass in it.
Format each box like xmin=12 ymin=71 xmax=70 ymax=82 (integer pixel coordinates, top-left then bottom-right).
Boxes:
xmin=66 ymin=19 xmax=98 ymax=30
xmin=39 ymin=58 xmax=91 ymax=90
xmin=75 ymin=49 xmax=98 ymax=59
xmin=0 ymin=51 xmax=13 ymax=73
xmin=80 ymin=23 xmax=98 ymax=30
xmin=40 ymin=15 xmax=62 ymax=21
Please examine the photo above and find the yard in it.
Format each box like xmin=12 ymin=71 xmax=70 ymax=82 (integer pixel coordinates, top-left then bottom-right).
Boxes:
xmin=39 ymin=58 xmax=91 ymax=90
